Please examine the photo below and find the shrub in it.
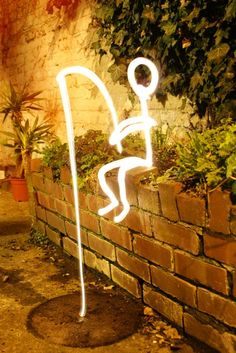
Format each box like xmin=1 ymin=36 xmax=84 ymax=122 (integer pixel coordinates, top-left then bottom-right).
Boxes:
xmin=166 ymin=120 xmax=236 ymax=194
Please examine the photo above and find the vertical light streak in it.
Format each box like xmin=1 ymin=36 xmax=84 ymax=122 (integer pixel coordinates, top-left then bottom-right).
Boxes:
xmin=56 ymin=65 xmax=122 ymax=317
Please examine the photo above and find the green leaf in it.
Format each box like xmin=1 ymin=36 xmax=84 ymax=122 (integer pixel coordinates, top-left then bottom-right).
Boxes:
xmin=162 ymin=22 xmax=177 ymax=36
xmin=108 ymin=63 xmax=127 ymax=82
xmin=190 ymin=72 xmax=203 ymax=89
xmin=142 ymin=6 xmax=156 ymax=23
xmin=224 ymin=0 xmax=236 ymax=20
xmin=114 ymin=30 xmax=127 ymax=46
xmin=207 ymin=43 xmax=230 ymax=63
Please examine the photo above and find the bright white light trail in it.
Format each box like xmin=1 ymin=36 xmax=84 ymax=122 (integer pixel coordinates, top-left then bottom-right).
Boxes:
xmin=56 ymin=66 xmax=123 ymax=317
xmin=56 ymin=57 xmax=159 ymax=317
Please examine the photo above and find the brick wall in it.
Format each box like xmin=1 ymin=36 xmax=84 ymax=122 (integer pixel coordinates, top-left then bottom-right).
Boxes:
xmin=32 ymin=165 xmax=236 ymax=353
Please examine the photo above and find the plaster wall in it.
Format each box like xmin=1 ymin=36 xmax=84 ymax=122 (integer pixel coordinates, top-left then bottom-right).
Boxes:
xmin=0 ymin=0 xmax=196 ymax=168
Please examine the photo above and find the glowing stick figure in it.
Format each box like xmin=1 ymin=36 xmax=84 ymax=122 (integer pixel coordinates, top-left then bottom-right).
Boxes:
xmin=98 ymin=57 xmax=158 ymax=222
xmin=56 ymin=57 xmax=158 ymax=317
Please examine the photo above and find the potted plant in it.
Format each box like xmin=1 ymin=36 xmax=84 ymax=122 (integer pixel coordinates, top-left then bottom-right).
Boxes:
xmin=0 ymin=81 xmax=44 ymax=180
xmin=1 ymin=117 xmax=54 ymax=201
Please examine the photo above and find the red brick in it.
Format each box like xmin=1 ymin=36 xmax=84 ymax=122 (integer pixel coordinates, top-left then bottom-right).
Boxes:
xmin=126 ymin=179 xmax=138 ymax=206
xmin=153 ymin=216 xmax=200 ymax=255
xmin=233 ymin=272 xmax=236 ymax=297
xmin=63 ymin=186 xmax=87 ymax=210
xmin=65 ymin=221 xmax=88 ymax=246
xmin=31 ymin=158 xmax=42 ymax=172
xmin=43 ymin=166 xmax=53 ymax=179
xmin=138 ymin=184 xmax=161 ymax=215
xmin=100 ymin=218 xmax=132 ymax=250
xmin=60 ymin=166 xmax=71 ymax=184
xmin=126 ymin=166 xmax=157 ymax=184
xmin=79 ymin=192 xmax=87 ymax=210
xmin=52 ymin=182 xmax=63 ymax=200
xmin=46 ymin=210 xmax=65 ymax=234
xmin=175 ymin=250 xmax=228 ymax=294
xmin=54 ymin=199 xmax=75 ymax=221
xmin=151 ymin=266 xmax=196 ymax=307
xmin=36 ymin=205 xmax=46 ymax=222
xmin=176 ymin=193 xmax=206 ymax=227
xmin=184 ymin=312 xmax=236 ymax=353
xmin=116 ymin=248 xmax=150 ymax=282
xmin=54 ymin=199 xmax=67 ymax=217
xmin=63 ymin=237 xmax=79 ymax=258
xmin=104 ymin=173 xmax=138 ymax=206
xmin=124 ymin=208 xmax=152 ymax=236
xmin=133 ymin=234 xmax=173 ymax=270
xmin=143 ymin=285 xmax=183 ymax=327
xmin=111 ymin=265 xmax=141 ymax=298
xmin=208 ymin=189 xmax=231 ymax=234
xmin=87 ymin=194 xmax=106 ymax=213
xmin=230 ymin=218 xmax=236 ymax=236
xmin=204 ymin=233 xmax=236 ymax=267
xmin=46 ymin=226 xmax=61 ymax=246
xmin=80 ymin=209 xmax=100 ymax=233
xmin=84 ymin=249 xmax=110 ymax=278
xmin=198 ymin=287 xmax=236 ymax=328
xmin=31 ymin=173 xmax=45 ymax=191
xmin=44 ymin=178 xmax=63 ymax=200
xmin=37 ymin=191 xmax=50 ymax=209
xmin=158 ymin=181 xmax=182 ymax=221
xmin=88 ymin=233 xmax=115 ymax=261
xmin=63 ymin=185 xmax=74 ymax=204
xmin=48 ymin=195 xmax=55 ymax=211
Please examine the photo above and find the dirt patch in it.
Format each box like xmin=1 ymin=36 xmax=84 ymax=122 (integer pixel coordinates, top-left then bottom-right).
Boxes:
xmin=27 ymin=290 xmax=143 ymax=347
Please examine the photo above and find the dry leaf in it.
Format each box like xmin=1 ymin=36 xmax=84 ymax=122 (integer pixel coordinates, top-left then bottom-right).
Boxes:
xmin=144 ymin=306 xmax=155 ymax=316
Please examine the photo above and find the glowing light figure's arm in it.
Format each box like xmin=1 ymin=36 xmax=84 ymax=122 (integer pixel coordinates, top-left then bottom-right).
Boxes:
xmin=109 ymin=117 xmax=157 ymax=145
xmin=57 ymin=67 xmax=122 ymax=153
xmin=56 ymin=65 xmax=124 ymax=317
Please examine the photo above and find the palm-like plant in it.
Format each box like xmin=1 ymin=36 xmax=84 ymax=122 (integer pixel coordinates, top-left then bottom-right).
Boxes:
xmin=0 ymin=82 xmax=43 ymax=124
xmin=1 ymin=117 xmax=54 ymax=178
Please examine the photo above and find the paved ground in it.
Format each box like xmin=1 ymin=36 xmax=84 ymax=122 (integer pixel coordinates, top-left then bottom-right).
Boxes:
xmin=0 ymin=190 xmax=217 ymax=353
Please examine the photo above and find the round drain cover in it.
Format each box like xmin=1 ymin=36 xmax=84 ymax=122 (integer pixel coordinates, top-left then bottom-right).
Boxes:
xmin=27 ymin=289 xmax=143 ymax=347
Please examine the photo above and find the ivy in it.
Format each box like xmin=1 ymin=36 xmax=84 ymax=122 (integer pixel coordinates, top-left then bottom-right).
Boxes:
xmin=90 ymin=0 xmax=236 ymax=125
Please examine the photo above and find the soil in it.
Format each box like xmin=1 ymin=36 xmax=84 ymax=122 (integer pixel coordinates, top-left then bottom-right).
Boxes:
xmin=27 ymin=291 xmax=143 ymax=347
xmin=0 ymin=190 xmax=218 ymax=353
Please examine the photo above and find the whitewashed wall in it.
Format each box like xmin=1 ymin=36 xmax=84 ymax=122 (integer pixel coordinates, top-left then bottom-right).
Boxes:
xmin=0 ymin=0 xmax=195 ymax=165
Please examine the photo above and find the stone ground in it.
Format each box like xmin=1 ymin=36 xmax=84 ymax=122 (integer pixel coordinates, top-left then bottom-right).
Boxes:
xmin=0 ymin=190 xmax=217 ymax=353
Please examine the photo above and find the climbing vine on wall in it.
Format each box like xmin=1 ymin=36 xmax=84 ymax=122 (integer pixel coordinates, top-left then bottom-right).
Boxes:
xmin=90 ymin=0 xmax=236 ymax=126
xmin=0 ymin=0 xmax=38 ymax=64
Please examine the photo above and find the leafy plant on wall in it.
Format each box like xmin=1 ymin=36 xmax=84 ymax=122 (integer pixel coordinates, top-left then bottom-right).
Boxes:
xmin=90 ymin=0 xmax=236 ymax=126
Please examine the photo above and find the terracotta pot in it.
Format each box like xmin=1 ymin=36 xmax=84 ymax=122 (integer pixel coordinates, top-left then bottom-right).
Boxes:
xmin=10 ymin=178 xmax=29 ymax=202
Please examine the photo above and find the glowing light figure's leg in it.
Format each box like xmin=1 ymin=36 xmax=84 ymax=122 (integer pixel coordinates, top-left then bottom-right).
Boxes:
xmin=98 ymin=164 xmax=119 ymax=216
xmin=113 ymin=166 xmax=130 ymax=223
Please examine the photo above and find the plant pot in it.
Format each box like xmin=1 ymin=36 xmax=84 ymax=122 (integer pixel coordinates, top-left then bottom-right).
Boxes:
xmin=10 ymin=178 xmax=29 ymax=202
